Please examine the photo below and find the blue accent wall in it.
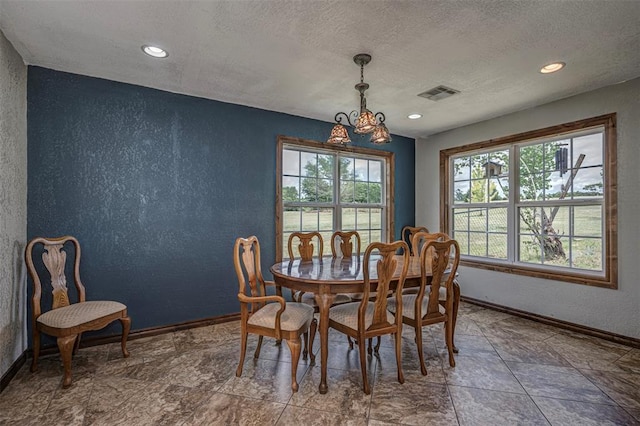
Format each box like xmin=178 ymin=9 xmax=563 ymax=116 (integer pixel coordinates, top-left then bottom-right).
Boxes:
xmin=27 ymin=66 xmax=415 ymax=334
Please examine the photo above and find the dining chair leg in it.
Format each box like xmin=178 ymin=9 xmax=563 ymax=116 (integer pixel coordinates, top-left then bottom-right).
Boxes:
xmin=415 ymin=325 xmax=428 ymax=376
xmin=236 ymin=331 xmax=248 ymax=377
xmin=285 ymin=337 xmax=302 ymax=392
xmin=120 ymin=316 xmax=131 ymax=357
xmin=347 ymin=336 xmax=354 ymax=350
xmin=58 ymin=334 xmax=77 ymax=388
xmin=302 ymin=331 xmax=309 ymax=360
xmin=374 ymin=336 xmax=381 ymax=354
xmin=452 ymin=280 xmax=461 ymax=353
xmin=395 ymin=331 xmax=405 ymax=385
xmin=357 ymin=336 xmax=370 ymax=395
xmin=254 ymin=335 xmax=263 ymax=359
xmin=31 ymin=331 xmax=40 ymax=373
xmin=445 ymin=319 xmax=456 ymax=367
xmin=309 ymin=318 xmax=317 ymax=365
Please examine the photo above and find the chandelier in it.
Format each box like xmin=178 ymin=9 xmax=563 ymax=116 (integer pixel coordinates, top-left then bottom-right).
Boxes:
xmin=327 ymin=53 xmax=391 ymax=145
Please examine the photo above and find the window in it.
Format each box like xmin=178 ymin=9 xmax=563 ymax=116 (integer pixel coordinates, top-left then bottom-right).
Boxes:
xmin=276 ymin=136 xmax=394 ymax=260
xmin=441 ymin=114 xmax=617 ymax=288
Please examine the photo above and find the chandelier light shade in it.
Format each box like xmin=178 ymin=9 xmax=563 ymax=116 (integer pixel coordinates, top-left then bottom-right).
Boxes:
xmin=327 ymin=123 xmax=351 ymax=145
xmin=327 ymin=53 xmax=392 ymax=145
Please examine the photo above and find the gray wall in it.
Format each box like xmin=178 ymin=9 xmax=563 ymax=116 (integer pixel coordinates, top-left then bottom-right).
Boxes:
xmin=0 ymin=30 xmax=27 ymax=378
xmin=416 ymin=78 xmax=640 ymax=339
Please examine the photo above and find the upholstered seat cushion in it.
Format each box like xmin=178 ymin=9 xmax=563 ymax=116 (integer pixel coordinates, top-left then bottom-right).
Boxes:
xmin=329 ymin=301 xmax=395 ymax=331
xmin=387 ymin=293 xmax=445 ymax=320
xmin=37 ymin=300 xmax=126 ymax=329
xmin=248 ymin=302 xmax=314 ymax=331
xmin=298 ymin=292 xmax=352 ymax=307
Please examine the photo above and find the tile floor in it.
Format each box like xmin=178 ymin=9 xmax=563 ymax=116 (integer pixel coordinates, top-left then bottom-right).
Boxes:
xmin=0 ymin=302 xmax=639 ymax=425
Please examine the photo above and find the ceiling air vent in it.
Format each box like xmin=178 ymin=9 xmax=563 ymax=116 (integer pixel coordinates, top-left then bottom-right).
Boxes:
xmin=418 ymin=85 xmax=460 ymax=101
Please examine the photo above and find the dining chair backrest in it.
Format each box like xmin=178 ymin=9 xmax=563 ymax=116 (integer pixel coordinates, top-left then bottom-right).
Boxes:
xmin=330 ymin=231 xmax=361 ymax=258
xmin=360 ymin=240 xmax=410 ymax=331
xmin=420 ymin=239 xmax=460 ymax=318
xmin=402 ymin=226 xmax=429 ymax=255
xmin=234 ymin=236 xmax=269 ymax=315
xmin=411 ymin=231 xmax=449 ymax=260
xmin=287 ymin=231 xmax=324 ymax=261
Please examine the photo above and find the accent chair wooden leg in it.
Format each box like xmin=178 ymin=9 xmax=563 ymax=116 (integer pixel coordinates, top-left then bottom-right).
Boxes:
xmin=309 ymin=317 xmax=317 ymax=365
xmin=452 ymin=281 xmax=461 ymax=353
xmin=31 ymin=331 xmax=40 ymax=373
xmin=120 ymin=316 xmax=131 ymax=357
xmin=57 ymin=335 xmax=77 ymax=388
xmin=357 ymin=336 xmax=370 ymax=395
xmin=254 ymin=335 xmax=263 ymax=359
xmin=395 ymin=331 xmax=405 ymax=385
xmin=73 ymin=332 xmax=82 ymax=356
xmin=236 ymin=331 xmax=248 ymax=377
xmin=285 ymin=337 xmax=302 ymax=392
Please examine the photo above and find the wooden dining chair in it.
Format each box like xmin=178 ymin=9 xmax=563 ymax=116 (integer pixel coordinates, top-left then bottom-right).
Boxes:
xmin=25 ymin=236 xmax=131 ymax=388
xmin=411 ymin=231 xmax=462 ymax=353
xmin=401 ymin=225 xmax=429 ymax=256
xmin=330 ymin=230 xmax=361 ymax=258
xmin=287 ymin=231 xmax=324 ymax=261
xmin=328 ymin=240 xmax=410 ymax=394
xmin=234 ymin=236 xmax=314 ymax=392
xmin=387 ymin=239 xmax=460 ymax=375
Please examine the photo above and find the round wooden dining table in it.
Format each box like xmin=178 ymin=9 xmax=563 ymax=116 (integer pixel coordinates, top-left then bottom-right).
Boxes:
xmin=270 ymin=254 xmax=423 ymax=394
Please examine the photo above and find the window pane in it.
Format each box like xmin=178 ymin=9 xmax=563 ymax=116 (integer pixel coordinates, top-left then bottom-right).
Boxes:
xmin=455 ymin=231 xmax=469 ymax=256
xmin=519 ymin=234 xmax=542 ymax=265
xmin=300 ymin=177 xmax=317 ymax=201
xmin=573 ymin=133 xmax=603 ymax=168
xmin=357 ymin=208 xmax=371 ymax=229
xmin=300 ymin=152 xmax=317 ymax=177
xmin=545 ymin=170 xmax=564 ymax=201
xmin=282 ymin=176 xmax=300 ymax=202
xmin=470 ymin=178 xmax=488 ymax=203
xmin=454 ymin=181 xmax=470 ymax=204
xmin=369 ymin=183 xmax=382 ymax=203
xmin=341 ymin=157 xmax=354 ymax=180
xmin=318 ymin=178 xmax=333 ymax=202
xmin=469 ymin=232 xmax=487 ymax=257
xmin=340 ymin=181 xmax=354 ymax=203
xmin=572 ymin=237 xmax=602 ymax=271
xmin=318 ymin=154 xmax=333 ymax=178
xmin=301 ymin=208 xmax=318 ymax=231
xmin=573 ymin=167 xmax=603 ymax=199
xmin=369 ymin=160 xmax=382 ymax=183
xmin=318 ymin=208 xmax=334 ymax=233
xmin=490 ymin=176 xmax=508 ymax=201
xmin=283 ymin=209 xmax=301 ymax=232
xmin=283 ymin=149 xmax=299 ymax=176
xmin=519 ymin=173 xmax=544 ymax=201
xmin=454 ymin=157 xmax=470 ymax=181
xmin=355 ymin=159 xmax=368 ymax=181
xmin=488 ymin=208 xmax=508 ymax=233
xmin=342 ymin=208 xmax=356 ymax=229
xmin=453 ymin=208 xmax=469 ymax=231
xmin=354 ymin=182 xmax=368 ymax=204
xmin=370 ymin=208 xmax=382 ymax=230
xmin=487 ymin=233 xmax=508 ymax=259
xmin=574 ymin=205 xmax=602 ymax=237
xmin=548 ymin=206 xmax=570 ymax=236
xmin=468 ymin=208 xmax=487 ymax=232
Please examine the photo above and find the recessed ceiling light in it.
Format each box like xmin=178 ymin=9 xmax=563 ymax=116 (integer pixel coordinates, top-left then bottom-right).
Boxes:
xmin=408 ymin=113 xmax=422 ymax=120
xmin=540 ymin=62 xmax=565 ymax=74
xmin=142 ymin=45 xmax=168 ymax=58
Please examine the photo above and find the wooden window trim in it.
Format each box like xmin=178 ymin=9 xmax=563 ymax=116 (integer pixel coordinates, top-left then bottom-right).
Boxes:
xmin=276 ymin=135 xmax=395 ymax=261
xmin=440 ymin=114 xmax=618 ymax=289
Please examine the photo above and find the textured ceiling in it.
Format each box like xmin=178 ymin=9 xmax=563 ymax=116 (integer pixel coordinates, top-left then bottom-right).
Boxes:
xmin=1 ymin=0 xmax=639 ymax=139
